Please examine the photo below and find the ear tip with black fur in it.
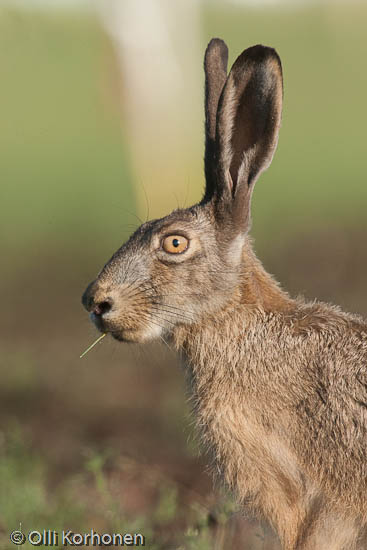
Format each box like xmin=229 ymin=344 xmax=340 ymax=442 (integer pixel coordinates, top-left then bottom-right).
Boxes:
xmin=235 ymin=44 xmax=282 ymax=70
xmin=229 ymin=44 xmax=283 ymax=92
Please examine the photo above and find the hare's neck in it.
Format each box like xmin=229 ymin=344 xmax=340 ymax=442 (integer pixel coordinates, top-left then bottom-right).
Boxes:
xmin=239 ymin=243 xmax=292 ymax=312
xmin=171 ymin=251 xmax=298 ymax=525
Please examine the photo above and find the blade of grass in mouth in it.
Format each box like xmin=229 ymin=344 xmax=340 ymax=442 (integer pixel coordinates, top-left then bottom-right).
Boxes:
xmin=80 ymin=333 xmax=106 ymax=358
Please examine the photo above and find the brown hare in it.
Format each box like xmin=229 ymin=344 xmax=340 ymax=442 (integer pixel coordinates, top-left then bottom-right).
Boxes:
xmin=82 ymin=39 xmax=367 ymax=549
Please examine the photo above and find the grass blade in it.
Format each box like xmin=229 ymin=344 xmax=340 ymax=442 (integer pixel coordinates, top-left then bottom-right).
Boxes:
xmin=80 ymin=333 xmax=106 ymax=358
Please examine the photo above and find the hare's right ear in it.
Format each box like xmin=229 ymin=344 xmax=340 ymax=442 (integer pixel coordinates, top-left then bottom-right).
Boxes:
xmin=204 ymin=44 xmax=283 ymax=232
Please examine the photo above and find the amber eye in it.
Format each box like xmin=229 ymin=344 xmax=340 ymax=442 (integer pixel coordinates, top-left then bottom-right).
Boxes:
xmin=162 ymin=235 xmax=189 ymax=254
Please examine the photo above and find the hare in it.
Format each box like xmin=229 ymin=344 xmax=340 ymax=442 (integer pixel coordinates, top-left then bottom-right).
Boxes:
xmin=82 ymin=40 xmax=367 ymax=549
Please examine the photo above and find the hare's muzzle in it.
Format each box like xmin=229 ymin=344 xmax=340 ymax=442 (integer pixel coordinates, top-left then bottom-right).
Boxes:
xmin=81 ymin=281 xmax=113 ymax=332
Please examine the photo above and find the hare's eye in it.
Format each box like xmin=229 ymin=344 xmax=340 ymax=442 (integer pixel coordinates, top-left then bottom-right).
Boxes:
xmin=162 ymin=235 xmax=189 ymax=254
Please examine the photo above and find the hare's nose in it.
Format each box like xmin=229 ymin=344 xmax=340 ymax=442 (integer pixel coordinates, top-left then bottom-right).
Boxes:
xmin=81 ymin=282 xmax=113 ymax=316
xmin=92 ymin=299 xmax=112 ymax=316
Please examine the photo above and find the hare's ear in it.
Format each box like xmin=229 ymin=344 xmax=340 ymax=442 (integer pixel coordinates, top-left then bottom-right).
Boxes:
xmin=212 ymin=45 xmax=283 ymax=231
xmin=203 ymin=38 xmax=228 ymax=201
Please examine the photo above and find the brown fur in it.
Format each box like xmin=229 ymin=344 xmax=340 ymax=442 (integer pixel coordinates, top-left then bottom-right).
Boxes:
xmin=82 ymin=41 xmax=367 ymax=549
xmin=173 ymin=245 xmax=367 ymax=548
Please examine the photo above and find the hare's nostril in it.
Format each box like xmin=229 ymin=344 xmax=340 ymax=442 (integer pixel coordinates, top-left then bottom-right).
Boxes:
xmin=93 ymin=299 xmax=113 ymax=316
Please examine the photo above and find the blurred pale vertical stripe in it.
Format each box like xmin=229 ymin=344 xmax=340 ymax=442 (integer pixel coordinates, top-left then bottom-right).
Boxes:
xmin=97 ymin=0 xmax=204 ymax=219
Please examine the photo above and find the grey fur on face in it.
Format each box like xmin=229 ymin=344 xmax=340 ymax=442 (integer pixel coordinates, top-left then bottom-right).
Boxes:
xmin=82 ymin=39 xmax=367 ymax=549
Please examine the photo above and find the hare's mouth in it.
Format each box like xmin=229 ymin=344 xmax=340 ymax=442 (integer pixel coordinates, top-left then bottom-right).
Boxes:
xmin=90 ymin=312 xmax=105 ymax=332
xmin=90 ymin=314 xmax=128 ymax=341
xmin=90 ymin=311 xmax=164 ymax=344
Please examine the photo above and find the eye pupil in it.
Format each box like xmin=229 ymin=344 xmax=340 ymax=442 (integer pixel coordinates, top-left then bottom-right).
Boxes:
xmin=172 ymin=238 xmax=180 ymax=247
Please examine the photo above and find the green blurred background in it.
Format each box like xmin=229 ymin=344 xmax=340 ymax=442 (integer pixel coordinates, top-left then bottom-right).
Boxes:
xmin=1 ymin=1 xmax=366 ymax=548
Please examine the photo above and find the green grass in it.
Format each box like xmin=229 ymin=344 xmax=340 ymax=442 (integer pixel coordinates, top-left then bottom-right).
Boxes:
xmin=0 ymin=426 xmax=241 ymax=550
xmin=0 ymin=426 xmax=86 ymax=548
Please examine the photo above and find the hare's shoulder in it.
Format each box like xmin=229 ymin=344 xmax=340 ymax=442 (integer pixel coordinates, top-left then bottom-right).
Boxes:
xmin=244 ymin=302 xmax=367 ymax=406
xmin=279 ymin=300 xmax=367 ymax=379
xmin=285 ymin=299 xmax=367 ymax=340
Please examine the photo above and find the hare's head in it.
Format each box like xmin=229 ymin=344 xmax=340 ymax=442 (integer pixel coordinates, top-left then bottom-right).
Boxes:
xmin=82 ymin=40 xmax=283 ymax=343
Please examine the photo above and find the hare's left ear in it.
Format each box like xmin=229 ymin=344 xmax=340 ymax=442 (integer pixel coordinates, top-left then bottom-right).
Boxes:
xmin=207 ymin=44 xmax=283 ymax=231
xmin=203 ymin=38 xmax=228 ymax=201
